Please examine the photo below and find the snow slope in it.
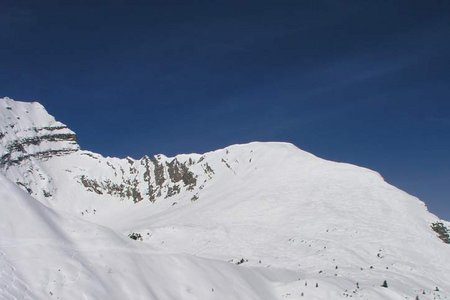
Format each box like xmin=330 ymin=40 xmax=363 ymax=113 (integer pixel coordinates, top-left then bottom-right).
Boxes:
xmin=1 ymin=97 xmax=449 ymax=299
xmin=0 ymin=173 xmax=292 ymax=299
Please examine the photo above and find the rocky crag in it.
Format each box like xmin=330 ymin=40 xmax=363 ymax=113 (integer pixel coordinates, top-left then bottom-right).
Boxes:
xmin=0 ymin=97 xmax=216 ymax=206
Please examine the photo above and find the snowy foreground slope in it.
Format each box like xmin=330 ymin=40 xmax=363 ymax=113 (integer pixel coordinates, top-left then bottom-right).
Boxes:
xmin=1 ymin=97 xmax=449 ymax=299
xmin=0 ymin=173 xmax=281 ymax=300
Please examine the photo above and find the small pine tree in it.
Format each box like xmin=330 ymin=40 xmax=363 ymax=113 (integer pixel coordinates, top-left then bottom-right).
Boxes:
xmin=415 ymin=296 xmax=419 ymax=300
xmin=381 ymin=280 xmax=388 ymax=288
xmin=356 ymin=282 xmax=359 ymax=289
xmin=316 ymin=283 xmax=318 ymax=288
xmin=435 ymin=287 xmax=440 ymax=291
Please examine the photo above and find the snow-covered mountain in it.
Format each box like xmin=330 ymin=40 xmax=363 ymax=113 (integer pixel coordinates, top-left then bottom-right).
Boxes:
xmin=1 ymin=96 xmax=449 ymax=300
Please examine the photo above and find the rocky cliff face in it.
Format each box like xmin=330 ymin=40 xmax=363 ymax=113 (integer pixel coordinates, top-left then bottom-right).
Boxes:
xmin=74 ymin=152 xmax=201 ymax=203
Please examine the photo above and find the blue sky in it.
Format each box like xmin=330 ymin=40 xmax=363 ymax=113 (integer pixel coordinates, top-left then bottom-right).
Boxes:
xmin=1 ymin=1 xmax=449 ymax=219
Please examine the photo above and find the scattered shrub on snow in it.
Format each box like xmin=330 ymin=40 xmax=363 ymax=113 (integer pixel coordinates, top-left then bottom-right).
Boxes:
xmin=128 ymin=232 xmax=143 ymax=241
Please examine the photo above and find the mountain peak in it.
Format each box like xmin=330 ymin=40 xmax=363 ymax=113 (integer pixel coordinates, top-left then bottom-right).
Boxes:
xmin=0 ymin=97 xmax=79 ymax=168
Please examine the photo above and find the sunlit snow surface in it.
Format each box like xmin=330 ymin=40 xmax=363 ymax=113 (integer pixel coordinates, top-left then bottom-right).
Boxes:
xmin=1 ymin=97 xmax=449 ymax=299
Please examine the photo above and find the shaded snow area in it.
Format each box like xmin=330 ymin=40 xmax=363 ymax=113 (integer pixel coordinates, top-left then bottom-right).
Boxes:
xmin=1 ymin=97 xmax=449 ymax=299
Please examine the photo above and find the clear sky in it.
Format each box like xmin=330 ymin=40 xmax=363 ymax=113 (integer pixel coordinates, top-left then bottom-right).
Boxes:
xmin=1 ymin=1 xmax=449 ymax=219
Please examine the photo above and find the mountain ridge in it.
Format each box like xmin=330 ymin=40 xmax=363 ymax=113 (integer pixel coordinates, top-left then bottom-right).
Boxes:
xmin=1 ymin=96 xmax=449 ymax=299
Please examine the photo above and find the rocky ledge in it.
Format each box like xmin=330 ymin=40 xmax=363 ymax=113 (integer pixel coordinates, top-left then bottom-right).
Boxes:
xmin=0 ymin=97 xmax=79 ymax=168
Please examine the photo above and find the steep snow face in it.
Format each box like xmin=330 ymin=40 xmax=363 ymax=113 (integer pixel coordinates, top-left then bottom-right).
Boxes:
xmin=0 ymin=98 xmax=79 ymax=201
xmin=1 ymin=97 xmax=449 ymax=300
